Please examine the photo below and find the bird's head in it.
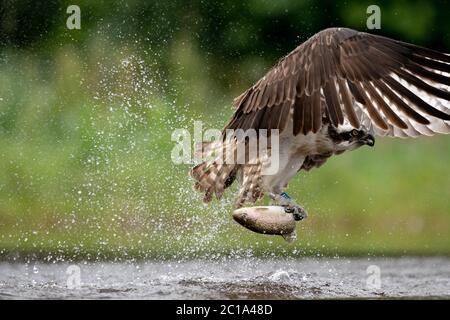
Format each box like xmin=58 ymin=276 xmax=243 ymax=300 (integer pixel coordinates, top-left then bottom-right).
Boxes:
xmin=329 ymin=125 xmax=375 ymax=151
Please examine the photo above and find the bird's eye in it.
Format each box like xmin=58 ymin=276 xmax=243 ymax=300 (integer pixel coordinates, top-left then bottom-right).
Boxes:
xmin=351 ymin=129 xmax=359 ymax=137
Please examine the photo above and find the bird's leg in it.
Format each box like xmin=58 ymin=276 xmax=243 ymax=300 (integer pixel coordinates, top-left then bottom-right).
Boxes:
xmin=268 ymin=192 xmax=308 ymax=221
xmin=268 ymin=192 xmax=295 ymax=206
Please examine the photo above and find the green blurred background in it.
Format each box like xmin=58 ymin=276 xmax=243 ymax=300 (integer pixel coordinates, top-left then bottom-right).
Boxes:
xmin=0 ymin=0 xmax=449 ymax=261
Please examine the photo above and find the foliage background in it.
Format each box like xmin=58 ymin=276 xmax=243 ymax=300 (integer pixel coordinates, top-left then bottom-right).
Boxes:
xmin=0 ymin=0 xmax=449 ymax=260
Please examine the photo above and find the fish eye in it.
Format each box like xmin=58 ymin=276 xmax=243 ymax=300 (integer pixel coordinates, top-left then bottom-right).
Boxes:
xmin=351 ymin=129 xmax=359 ymax=137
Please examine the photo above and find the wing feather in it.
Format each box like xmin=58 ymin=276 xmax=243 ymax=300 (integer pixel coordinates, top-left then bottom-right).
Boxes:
xmin=311 ymin=91 xmax=323 ymax=133
xmin=293 ymin=94 xmax=306 ymax=135
xmin=373 ymin=79 xmax=430 ymax=124
xmin=362 ymin=81 xmax=408 ymax=129
xmin=226 ymin=27 xmax=450 ymax=138
xmin=337 ymin=77 xmax=360 ymax=128
xmin=383 ymin=76 xmax=450 ymax=120
xmin=323 ymin=78 xmax=344 ymax=126
xmin=352 ymin=82 xmax=389 ymax=130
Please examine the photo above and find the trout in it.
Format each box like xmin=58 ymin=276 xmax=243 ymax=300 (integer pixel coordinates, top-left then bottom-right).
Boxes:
xmin=232 ymin=206 xmax=300 ymax=243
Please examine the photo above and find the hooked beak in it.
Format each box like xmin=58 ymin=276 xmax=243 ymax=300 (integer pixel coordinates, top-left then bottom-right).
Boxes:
xmin=363 ymin=134 xmax=375 ymax=147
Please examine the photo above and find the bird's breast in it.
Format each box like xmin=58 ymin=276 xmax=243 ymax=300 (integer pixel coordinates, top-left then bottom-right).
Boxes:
xmin=286 ymin=130 xmax=335 ymax=158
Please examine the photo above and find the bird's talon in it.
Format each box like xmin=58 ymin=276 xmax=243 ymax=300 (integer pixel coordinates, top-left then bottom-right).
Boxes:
xmin=284 ymin=206 xmax=295 ymax=213
xmin=284 ymin=205 xmax=308 ymax=221
xmin=270 ymin=192 xmax=307 ymax=220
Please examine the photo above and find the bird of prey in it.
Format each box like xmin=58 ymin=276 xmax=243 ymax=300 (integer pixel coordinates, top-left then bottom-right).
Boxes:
xmin=190 ymin=27 xmax=450 ymax=219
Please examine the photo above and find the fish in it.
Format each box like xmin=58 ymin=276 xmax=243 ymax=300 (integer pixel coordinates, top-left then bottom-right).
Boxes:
xmin=232 ymin=206 xmax=298 ymax=243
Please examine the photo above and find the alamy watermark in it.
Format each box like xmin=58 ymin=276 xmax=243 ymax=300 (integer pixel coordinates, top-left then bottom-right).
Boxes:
xmin=66 ymin=265 xmax=81 ymax=289
xmin=366 ymin=265 xmax=381 ymax=290
xmin=366 ymin=5 xmax=381 ymax=30
xmin=171 ymin=121 xmax=280 ymax=175
xmin=66 ymin=5 xmax=81 ymax=30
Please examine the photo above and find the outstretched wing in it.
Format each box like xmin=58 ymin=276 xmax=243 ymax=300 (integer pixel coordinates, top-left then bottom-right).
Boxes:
xmin=225 ymin=27 xmax=450 ymax=138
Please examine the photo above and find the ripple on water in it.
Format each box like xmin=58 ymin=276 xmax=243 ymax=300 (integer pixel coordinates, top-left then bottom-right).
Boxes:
xmin=0 ymin=257 xmax=449 ymax=299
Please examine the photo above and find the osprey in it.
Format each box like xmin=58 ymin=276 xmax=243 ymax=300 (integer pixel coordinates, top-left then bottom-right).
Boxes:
xmin=191 ymin=27 xmax=450 ymax=218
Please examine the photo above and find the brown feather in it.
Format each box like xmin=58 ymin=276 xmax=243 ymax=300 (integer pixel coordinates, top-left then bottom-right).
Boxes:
xmin=239 ymin=109 xmax=260 ymax=131
xmin=248 ymin=108 xmax=267 ymax=132
xmin=337 ymin=77 xmax=360 ymax=128
xmin=267 ymin=103 xmax=284 ymax=131
xmin=405 ymin=62 xmax=450 ymax=86
xmin=353 ymin=82 xmax=389 ymax=130
xmin=259 ymin=102 xmax=275 ymax=130
xmin=241 ymin=90 xmax=254 ymax=113
xmin=284 ymin=75 xmax=295 ymax=103
xmin=384 ymin=76 xmax=450 ymax=121
xmin=323 ymin=78 xmax=344 ymax=126
xmin=393 ymin=68 xmax=450 ymax=102
xmin=405 ymin=43 xmax=450 ymax=63
xmin=267 ymin=81 xmax=279 ymax=107
xmin=293 ymin=94 xmax=306 ymax=136
xmin=276 ymin=100 xmax=292 ymax=133
xmin=311 ymin=92 xmax=323 ymax=133
xmin=347 ymin=80 xmax=365 ymax=104
xmin=227 ymin=28 xmax=449 ymax=139
xmin=251 ymin=88 xmax=263 ymax=111
xmin=297 ymin=69 xmax=307 ymax=97
xmin=374 ymin=79 xmax=430 ymax=124
xmin=301 ymin=94 xmax=313 ymax=135
xmin=259 ymin=81 xmax=272 ymax=107
xmin=233 ymin=90 xmax=249 ymax=109
xmin=409 ymin=54 xmax=450 ymax=74
xmin=362 ymin=82 xmax=408 ymax=129
xmin=244 ymin=89 xmax=258 ymax=113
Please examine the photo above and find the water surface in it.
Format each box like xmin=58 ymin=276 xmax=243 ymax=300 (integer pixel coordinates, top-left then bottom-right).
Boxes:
xmin=1 ymin=257 xmax=449 ymax=299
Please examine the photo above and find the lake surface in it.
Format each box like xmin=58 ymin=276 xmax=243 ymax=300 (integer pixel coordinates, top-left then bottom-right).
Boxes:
xmin=0 ymin=257 xmax=449 ymax=299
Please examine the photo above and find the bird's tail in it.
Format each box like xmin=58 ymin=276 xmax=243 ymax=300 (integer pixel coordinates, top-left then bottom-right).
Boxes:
xmin=189 ymin=140 xmax=238 ymax=203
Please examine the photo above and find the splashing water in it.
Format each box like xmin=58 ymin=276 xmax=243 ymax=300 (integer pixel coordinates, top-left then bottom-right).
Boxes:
xmin=1 ymin=257 xmax=450 ymax=299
